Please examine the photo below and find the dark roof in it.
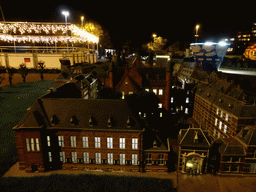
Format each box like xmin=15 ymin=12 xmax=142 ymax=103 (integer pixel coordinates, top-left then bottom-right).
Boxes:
xmin=178 ymin=128 xmax=212 ymax=148
xmin=218 ymin=137 xmax=245 ymax=156
xmin=16 ymin=99 xmax=143 ymax=131
xmin=236 ymin=125 xmax=256 ymax=146
xmin=138 ymin=68 xmax=166 ymax=80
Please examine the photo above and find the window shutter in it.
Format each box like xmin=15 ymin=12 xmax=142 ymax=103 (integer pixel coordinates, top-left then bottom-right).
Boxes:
xmin=125 ymin=160 xmax=128 ymax=165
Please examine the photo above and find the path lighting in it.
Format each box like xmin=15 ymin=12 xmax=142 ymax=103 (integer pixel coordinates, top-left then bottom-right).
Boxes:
xmin=195 ymin=25 xmax=200 ymax=42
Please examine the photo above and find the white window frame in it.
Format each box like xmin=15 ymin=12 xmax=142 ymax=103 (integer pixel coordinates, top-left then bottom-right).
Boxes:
xmin=132 ymin=154 xmax=138 ymax=165
xmin=83 ymin=152 xmax=89 ymax=163
xmin=71 ymin=152 xmax=77 ymax=163
xmin=60 ymin=152 xmax=65 ymax=162
xmin=47 ymin=136 xmax=51 ymax=147
xmin=132 ymin=138 xmax=138 ymax=149
xmin=70 ymin=136 xmax=76 ymax=147
xmin=26 ymin=138 xmax=30 ymax=151
xmin=219 ymin=121 xmax=222 ymax=130
xmin=95 ymin=137 xmax=101 ymax=148
xmin=158 ymin=103 xmax=162 ymax=108
xmin=48 ymin=152 xmax=52 ymax=162
xmin=145 ymin=88 xmax=149 ymax=92
xmin=215 ymin=118 xmax=218 ymax=126
xmin=36 ymin=138 xmax=40 ymax=151
xmin=107 ymin=137 xmax=113 ymax=149
xmin=119 ymin=138 xmax=125 ymax=149
xmin=82 ymin=136 xmax=89 ymax=148
xmin=226 ymin=114 xmax=229 ymax=121
xmin=120 ymin=154 xmax=125 ymax=165
xmin=216 ymin=108 xmax=219 ymax=115
xmin=186 ymin=97 xmax=189 ymax=103
xmin=153 ymin=89 xmax=157 ymax=95
xmin=171 ymin=97 xmax=174 ymax=103
xmin=58 ymin=136 xmax=64 ymax=147
xmin=107 ymin=153 xmax=113 ymax=164
xmin=31 ymin=138 xmax=35 ymax=151
xmin=159 ymin=89 xmax=163 ymax=95
xmin=185 ymin=108 xmax=188 ymax=114
xmin=95 ymin=153 xmax=101 ymax=164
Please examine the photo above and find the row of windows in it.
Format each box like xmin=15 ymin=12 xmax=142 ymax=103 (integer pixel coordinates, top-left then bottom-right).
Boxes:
xmin=48 ymin=152 xmax=166 ymax=166
xmin=145 ymin=88 xmax=164 ymax=96
xmin=47 ymin=136 xmax=139 ymax=150
xmin=26 ymin=138 xmax=40 ymax=152
xmin=216 ymin=108 xmax=229 ymax=121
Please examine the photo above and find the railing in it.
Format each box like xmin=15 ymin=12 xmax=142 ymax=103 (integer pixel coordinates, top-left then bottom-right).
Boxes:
xmin=0 ymin=45 xmax=95 ymax=54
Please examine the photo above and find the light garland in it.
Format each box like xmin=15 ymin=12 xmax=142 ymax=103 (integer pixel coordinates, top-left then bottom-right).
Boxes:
xmin=0 ymin=22 xmax=99 ymax=44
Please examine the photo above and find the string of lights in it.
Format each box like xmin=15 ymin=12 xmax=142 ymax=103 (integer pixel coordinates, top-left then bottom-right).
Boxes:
xmin=0 ymin=22 xmax=99 ymax=44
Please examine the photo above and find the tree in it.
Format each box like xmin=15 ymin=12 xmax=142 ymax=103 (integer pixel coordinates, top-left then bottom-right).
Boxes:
xmin=6 ymin=67 xmax=15 ymax=86
xmin=82 ymin=22 xmax=103 ymax=36
xmin=146 ymin=36 xmax=167 ymax=53
xmin=167 ymin=41 xmax=182 ymax=56
xmin=38 ymin=61 xmax=46 ymax=80
xmin=19 ymin=63 xmax=28 ymax=83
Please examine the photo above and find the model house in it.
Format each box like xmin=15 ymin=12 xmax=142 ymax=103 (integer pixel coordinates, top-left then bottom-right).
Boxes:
xmin=13 ymin=82 xmax=170 ymax=173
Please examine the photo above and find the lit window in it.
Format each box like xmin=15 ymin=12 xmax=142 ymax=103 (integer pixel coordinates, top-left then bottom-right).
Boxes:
xmin=119 ymin=138 xmax=125 ymax=149
xmin=185 ymin=108 xmax=188 ymax=114
xmin=219 ymin=121 xmax=222 ymax=130
xmin=60 ymin=152 xmax=65 ymax=162
xmin=145 ymin=88 xmax=149 ymax=92
xmin=145 ymin=154 xmax=152 ymax=165
xmin=153 ymin=89 xmax=157 ymax=95
xmin=159 ymin=89 xmax=163 ymax=95
xmin=221 ymin=111 xmax=223 ymax=118
xmin=158 ymin=103 xmax=162 ymax=108
xmin=226 ymin=114 xmax=229 ymax=121
xmin=30 ymin=138 xmax=35 ymax=151
xmin=187 ymin=91 xmax=189 ymax=95
xmin=82 ymin=136 xmax=88 ymax=148
xmin=216 ymin=108 xmax=219 ymax=115
xmin=107 ymin=137 xmax=113 ymax=149
xmin=122 ymin=92 xmax=125 ymax=99
xmin=48 ymin=152 xmax=52 ymax=162
xmin=95 ymin=137 xmax=101 ymax=148
xmin=36 ymin=138 xmax=40 ymax=151
xmin=47 ymin=136 xmax=51 ymax=147
xmin=95 ymin=153 xmax=101 ymax=164
xmin=26 ymin=138 xmax=30 ymax=151
xmin=107 ymin=153 xmax=113 ymax=164
xmin=70 ymin=136 xmax=76 ymax=147
xmin=171 ymin=97 xmax=174 ymax=103
xmin=160 ymin=112 xmax=163 ymax=117
xmin=71 ymin=152 xmax=77 ymax=163
xmin=132 ymin=138 xmax=138 ymax=149
xmin=186 ymin=97 xmax=189 ymax=103
xmin=83 ymin=152 xmax=89 ymax=163
xmin=129 ymin=92 xmax=133 ymax=95
xmin=215 ymin=118 xmax=218 ymax=126
xmin=58 ymin=136 xmax=64 ymax=147
xmin=132 ymin=154 xmax=138 ymax=165
xmin=213 ymin=129 xmax=216 ymax=136
xmin=159 ymin=154 xmax=164 ymax=165
xmin=224 ymin=125 xmax=227 ymax=133
xmin=120 ymin=154 xmax=125 ymax=165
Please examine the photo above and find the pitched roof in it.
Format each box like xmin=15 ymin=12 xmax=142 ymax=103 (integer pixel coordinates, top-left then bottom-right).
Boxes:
xmin=236 ymin=125 xmax=256 ymax=146
xmin=178 ymin=128 xmax=212 ymax=148
xmin=218 ymin=137 xmax=245 ymax=156
xmin=16 ymin=99 xmax=143 ymax=131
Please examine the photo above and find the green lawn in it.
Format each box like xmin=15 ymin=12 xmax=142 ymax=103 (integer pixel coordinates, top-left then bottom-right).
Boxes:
xmin=0 ymin=80 xmax=56 ymax=177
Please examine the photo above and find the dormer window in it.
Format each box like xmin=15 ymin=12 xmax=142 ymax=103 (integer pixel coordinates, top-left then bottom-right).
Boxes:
xmin=51 ymin=115 xmax=59 ymax=125
xmin=89 ymin=116 xmax=94 ymax=127
xmin=194 ymin=131 xmax=199 ymax=143
xmin=153 ymin=140 xmax=157 ymax=148
xmin=108 ymin=117 xmax=112 ymax=128
xmin=70 ymin=115 xmax=79 ymax=126
xmin=127 ymin=117 xmax=131 ymax=128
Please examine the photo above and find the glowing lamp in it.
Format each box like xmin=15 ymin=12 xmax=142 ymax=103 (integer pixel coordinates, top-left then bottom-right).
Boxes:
xmin=62 ymin=11 xmax=69 ymax=17
xmin=186 ymin=162 xmax=193 ymax=167
xmin=205 ymin=42 xmax=214 ymax=46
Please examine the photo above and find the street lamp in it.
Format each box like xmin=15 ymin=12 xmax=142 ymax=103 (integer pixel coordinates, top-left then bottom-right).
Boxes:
xmin=195 ymin=25 xmax=200 ymax=42
xmin=152 ymin=33 xmax=157 ymax=39
xmin=62 ymin=11 xmax=69 ymax=53
xmin=81 ymin=16 xmax=84 ymax=26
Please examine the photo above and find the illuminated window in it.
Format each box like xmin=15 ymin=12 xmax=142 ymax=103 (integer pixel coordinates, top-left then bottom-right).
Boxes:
xmin=160 ymin=112 xmax=163 ymax=117
xmin=129 ymin=92 xmax=133 ymax=95
xmin=226 ymin=114 xmax=229 ymax=121
xmin=83 ymin=152 xmax=89 ymax=163
xmin=219 ymin=121 xmax=222 ymax=130
xmin=185 ymin=108 xmax=188 ymax=114
xmin=120 ymin=154 xmax=125 ymax=165
xmin=224 ymin=125 xmax=227 ymax=133
xmin=47 ymin=136 xmax=51 ymax=147
xmin=158 ymin=103 xmax=162 ymax=108
xmin=215 ymin=118 xmax=218 ymax=126
xmin=107 ymin=137 xmax=113 ymax=149
xmin=58 ymin=136 xmax=64 ymax=147
xmin=60 ymin=152 xmax=65 ymax=162
xmin=82 ymin=136 xmax=88 ymax=148
xmin=132 ymin=154 xmax=138 ymax=165
xmin=221 ymin=111 xmax=223 ymax=118
xmin=159 ymin=89 xmax=163 ymax=95
xmin=216 ymin=108 xmax=219 ymax=115
xmin=132 ymin=138 xmax=138 ymax=149
xmin=26 ymin=138 xmax=30 ymax=151
xmin=122 ymin=92 xmax=125 ymax=99
xmin=95 ymin=137 xmax=101 ymax=148
xmin=213 ymin=129 xmax=216 ymax=136
xmin=218 ymin=132 xmax=220 ymax=139
xmin=171 ymin=97 xmax=174 ymax=103
xmin=119 ymin=138 xmax=125 ymax=149
xmin=186 ymin=97 xmax=189 ymax=103
xmin=107 ymin=153 xmax=113 ymax=164
xmin=71 ymin=152 xmax=77 ymax=163
xmin=153 ymin=89 xmax=157 ymax=95
xmin=48 ymin=152 xmax=52 ymax=162
xmin=30 ymin=138 xmax=35 ymax=151
xmin=36 ymin=138 xmax=40 ymax=151
xmin=70 ymin=136 xmax=76 ymax=147
xmin=145 ymin=88 xmax=149 ymax=92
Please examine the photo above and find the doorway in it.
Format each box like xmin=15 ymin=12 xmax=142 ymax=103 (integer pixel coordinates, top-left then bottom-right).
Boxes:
xmin=32 ymin=164 xmax=38 ymax=172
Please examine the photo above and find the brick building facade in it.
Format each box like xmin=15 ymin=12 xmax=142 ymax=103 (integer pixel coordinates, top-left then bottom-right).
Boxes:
xmin=13 ymin=92 xmax=170 ymax=173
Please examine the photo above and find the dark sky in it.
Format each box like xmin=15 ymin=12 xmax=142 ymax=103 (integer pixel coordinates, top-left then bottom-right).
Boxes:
xmin=1 ymin=1 xmax=255 ymax=48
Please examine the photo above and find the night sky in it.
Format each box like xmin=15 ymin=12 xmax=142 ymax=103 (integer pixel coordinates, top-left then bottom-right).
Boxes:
xmin=1 ymin=1 xmax=255 ymax=49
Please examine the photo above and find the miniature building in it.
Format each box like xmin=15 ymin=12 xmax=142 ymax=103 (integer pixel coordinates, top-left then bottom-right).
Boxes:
xmin=178 ymin=127 xmax=213 ymax=174
xmin=13 ymin=87 xmax=170 ymax=173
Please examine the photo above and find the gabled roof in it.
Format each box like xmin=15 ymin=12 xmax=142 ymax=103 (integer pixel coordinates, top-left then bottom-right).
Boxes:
xmin=236 ymin=125 xmax=256 ymax=146
xmin=15 ymin=99 xmax=143 ymax=131
xmin=178 ymin=127 xmax=212 ymax=148
xmin=218 ymin=137 xmax=246 ymax=156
